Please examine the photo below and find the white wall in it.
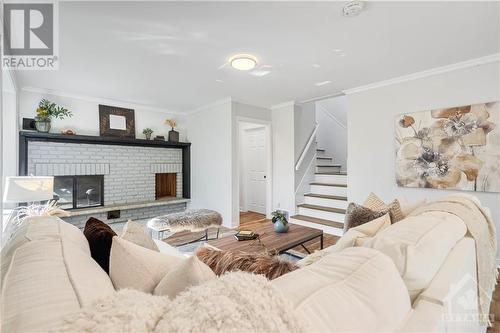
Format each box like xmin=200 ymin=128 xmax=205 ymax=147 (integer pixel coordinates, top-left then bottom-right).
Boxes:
xmin=2 ymin=70 xmax=18 ymax=211
xmin=271 ymin=103 xmax=296 ymax=215
xmin=316 ymin=96 xmax=348 ymax=171
xmin=346 ymin=61 xmax=500 ymax=257
xmin=19 ymin=90 xmax=186 ymax=141
xmin=186 ymin=98 xmax=235 ymax=227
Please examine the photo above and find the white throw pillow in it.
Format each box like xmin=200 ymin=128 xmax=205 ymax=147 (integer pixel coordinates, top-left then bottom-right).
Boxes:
xmin=120 ymin=220 xmax=159 ymax=251
xmin=109 ymin=236 xmax=183 ymax=293
xmin=154 ymin=255 xmax=215 ymax=298
xmin=362 ymin=211 xmax=467 ymax=301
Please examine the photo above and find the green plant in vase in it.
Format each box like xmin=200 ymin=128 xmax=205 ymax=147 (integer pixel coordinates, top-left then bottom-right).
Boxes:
xmin=142 ymin=128 xmax=153 ymax=140
xmin=271 ymin=210 xmax=289 ymax=233
xmin=35 ymin=99 xmax=73 ymax=133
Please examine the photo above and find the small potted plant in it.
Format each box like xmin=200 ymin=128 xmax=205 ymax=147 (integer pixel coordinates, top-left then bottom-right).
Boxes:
xmin=142 ymin=128 xmax=153 ymax=140
xmin=271 ymin=210 xmax=289 ymax=233
xmin=35 ymin=99 xmax=73 ymax=133
xmin=165 ymin=119 xmax=179 ymax=142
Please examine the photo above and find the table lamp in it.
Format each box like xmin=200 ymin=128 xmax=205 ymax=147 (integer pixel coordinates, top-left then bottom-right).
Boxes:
xmin=3 ymin=176 xmax=54 ymax=203
xmin=2 ymin=176 xmax=57 ymax=246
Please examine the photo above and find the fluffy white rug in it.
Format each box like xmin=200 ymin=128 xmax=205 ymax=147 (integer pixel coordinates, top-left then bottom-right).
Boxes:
xmin=52 ymin=272 xmax=303 ymax=333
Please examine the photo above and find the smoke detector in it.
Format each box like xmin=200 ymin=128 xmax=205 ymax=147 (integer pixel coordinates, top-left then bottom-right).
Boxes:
xmin=343 ymin=1 xmax=364 ymax=17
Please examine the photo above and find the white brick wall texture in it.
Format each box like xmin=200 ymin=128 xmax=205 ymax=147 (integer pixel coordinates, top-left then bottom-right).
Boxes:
xmin=28 ymin=141 xmax=184 ymax=205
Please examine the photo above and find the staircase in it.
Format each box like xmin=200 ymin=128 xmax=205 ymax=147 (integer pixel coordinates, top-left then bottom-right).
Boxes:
xmin=291 ymin=148 xmax=347 ymax=236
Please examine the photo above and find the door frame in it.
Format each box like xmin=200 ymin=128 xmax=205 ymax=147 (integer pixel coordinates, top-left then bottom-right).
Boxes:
xmin=236 ymin=116 xmax=273 ymax=219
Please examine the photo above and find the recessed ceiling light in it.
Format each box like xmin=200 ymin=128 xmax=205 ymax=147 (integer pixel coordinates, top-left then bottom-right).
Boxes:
xmin=229 ymin=54 xmax=258 ymax=71
xmin=315 ymin=81 xmax=332 ymax=87
xmin=312 ymin=64 xmax=321 ymax=68
xmin=215 ymin=79 xmax=223 ymax=83
xmin=343 ymin=1 xmax=364 ymax=17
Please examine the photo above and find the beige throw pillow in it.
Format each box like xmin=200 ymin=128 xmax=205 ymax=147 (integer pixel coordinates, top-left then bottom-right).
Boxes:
xmin=120 ymin=220 xmax=159 ymax=251
xmin=154 ymin=255 xmax=215 ymax=298
xmin=363 ymin=192 xmax=404 ymax=223
xmin=109 ymin=237 xmax=183 ymax=292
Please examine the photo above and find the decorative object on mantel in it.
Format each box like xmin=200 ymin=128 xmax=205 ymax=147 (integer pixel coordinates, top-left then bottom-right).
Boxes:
xmin=34 ymin=99 xmax=73 ymax=133
xmin=2 ymin=176 xmax=70 ymax=245
xmin=61 ymin=128 xmax=76 ymax=135
xmin=154 ymin=135 xmax=165 ymax=141
xmin=395 ymin=101 xmax=500 ymax=193
xmin=165 ymin=119 xmax=179 ymax=142
xmin=22 ymin=118 xmax=36 ymax=131
xmin=99 ymin=104 xmax=135 ymax=139
xmin=271 ymin=209 xmax=289 ymax=233
xmin=142 ymin=128 xmax=153 ymax=140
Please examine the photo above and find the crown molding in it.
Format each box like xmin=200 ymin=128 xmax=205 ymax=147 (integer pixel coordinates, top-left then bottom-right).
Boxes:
xmin=343 ymin=53 xmax=500 ymax=95
xmin=185 ymin=96 xmax=233 ymax=115
xmin=20 ymin=86 xmax=183 ymax=115
xmin=270 ymin=100 xmax=296 ymax=110
xmin=300 ymin=91 xmax=345 ymax=104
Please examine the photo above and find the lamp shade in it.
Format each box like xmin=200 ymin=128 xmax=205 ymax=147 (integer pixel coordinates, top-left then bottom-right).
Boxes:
xmin=3 ymin=176 xmax=54 ymax=203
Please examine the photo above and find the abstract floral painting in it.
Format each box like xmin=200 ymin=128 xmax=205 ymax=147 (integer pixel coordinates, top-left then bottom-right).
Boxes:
xmin=395 ymin=101 xmax=500 ymax=193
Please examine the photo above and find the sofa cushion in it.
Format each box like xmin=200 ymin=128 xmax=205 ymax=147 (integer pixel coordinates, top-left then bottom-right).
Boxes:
xmin=83 ymin=217 xmax=117 ymax=274
xmin=362 ymin=211 xmax=467 ymax=301
xmin=120 ymin=220 xmax=159 ymax=251
xmin=273 ymin=247 xmax=411 ymax=332
xmin=1 ymin=237 xmax=115 ymax=333
xmin=1 ymin=216 xmax=89 ymax=285
xmin=110 ymin=236 xmax=183 ymax=293
xmin=154 ymin=255 xmax=215 ymax=298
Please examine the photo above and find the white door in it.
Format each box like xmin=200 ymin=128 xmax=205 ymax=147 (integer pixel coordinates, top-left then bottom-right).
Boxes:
xmin=244 ymin=127 xmax=267 ymax=214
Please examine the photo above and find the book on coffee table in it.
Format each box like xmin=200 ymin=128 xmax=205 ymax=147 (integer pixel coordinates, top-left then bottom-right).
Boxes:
xmin=234 ymin=230 xmax=258 ymax=241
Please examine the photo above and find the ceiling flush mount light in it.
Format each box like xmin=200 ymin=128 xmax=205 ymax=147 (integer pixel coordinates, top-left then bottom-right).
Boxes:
xmin=229 ymin=54 xmax=258 ymax=71
xmin=343 ymin=1 xmax=364 ymax=17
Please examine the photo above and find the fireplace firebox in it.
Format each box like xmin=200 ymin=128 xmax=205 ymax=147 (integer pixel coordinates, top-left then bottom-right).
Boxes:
xmin=53 ymin=175 xmax=104 ymax=209
xmin=155 ymin=173 xmax=177 ymax=199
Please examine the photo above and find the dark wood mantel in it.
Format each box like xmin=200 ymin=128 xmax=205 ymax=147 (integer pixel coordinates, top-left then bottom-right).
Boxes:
xmin=18 ymin=131 xmax=191 ymax=198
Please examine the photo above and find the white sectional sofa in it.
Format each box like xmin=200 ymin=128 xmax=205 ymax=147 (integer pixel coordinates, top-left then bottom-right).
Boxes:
xmin=0 ymin=212 xmax=491 ymax=332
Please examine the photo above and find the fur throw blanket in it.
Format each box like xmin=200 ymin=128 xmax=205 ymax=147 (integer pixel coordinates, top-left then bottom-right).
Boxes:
xmin=148 ymin=209 xmax=222 ymax=233
xmin=195 ymin=246 xmax=297 ymax=280
xmin=51 ymin=272 xmax=303 ymax=333
xmin=410 ymin=194 xmax=497 ymax=326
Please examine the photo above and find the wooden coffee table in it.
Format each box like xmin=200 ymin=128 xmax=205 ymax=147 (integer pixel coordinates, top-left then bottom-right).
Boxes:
xmin=207 ymin=223 xmax=323 ymax=256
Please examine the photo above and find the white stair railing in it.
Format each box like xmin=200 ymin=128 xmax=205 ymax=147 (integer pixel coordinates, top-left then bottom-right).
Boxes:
xmin=295 ymin=123 xmax=319 ymax=171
